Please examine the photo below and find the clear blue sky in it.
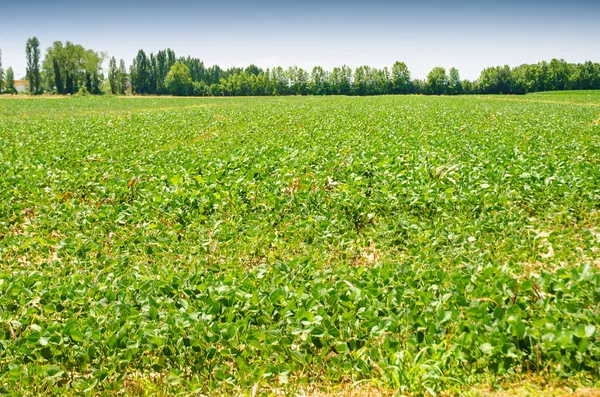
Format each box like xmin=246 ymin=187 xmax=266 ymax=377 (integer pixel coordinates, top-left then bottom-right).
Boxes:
xmin=1 ymin=0 xmax=599 ymax=80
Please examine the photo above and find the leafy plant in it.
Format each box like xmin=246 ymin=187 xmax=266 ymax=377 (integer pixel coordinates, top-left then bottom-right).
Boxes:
xmin=0 ymin=93 xmax=599 ymax=395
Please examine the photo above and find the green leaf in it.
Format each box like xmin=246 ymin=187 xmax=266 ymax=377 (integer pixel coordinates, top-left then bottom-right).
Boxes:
xmin=480 ymin=343 xmax=494 ymax=354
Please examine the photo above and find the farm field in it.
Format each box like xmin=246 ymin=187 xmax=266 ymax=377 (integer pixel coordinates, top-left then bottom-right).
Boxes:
xmin=1 ymin=93 xmax=599 ymax=395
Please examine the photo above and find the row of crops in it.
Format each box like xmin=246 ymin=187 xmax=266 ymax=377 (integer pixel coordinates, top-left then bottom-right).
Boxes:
xmin=0 ymin=94 xmax=599 ymax=394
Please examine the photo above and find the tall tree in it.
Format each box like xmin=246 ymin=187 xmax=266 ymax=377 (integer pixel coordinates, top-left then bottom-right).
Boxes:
xmin=118 ymin=59 xmax=128 ymax=94
xmin=310 ymin=66 xmax=328 ymax=95
xmin=5 ymin=67 xmax=15 ymax=93
xmin=25 ymin=37 xmax=41 ymax=93
xmin=391 ymin=61 xmax=411 ymax=94
xmin=133 ymin=50 xmax=151 ymax=94
xmin=108 ymin=57 xmax=118 ymax=94
xmin=0 ymin=49 xmax=4 ymax=93
xmin=448 ymin=67 xmax=462 ymax=95
xmin=427 ymin=67 xmax=448 ymax=95
xmin=156 ymin=50 xmax=169 ymax=94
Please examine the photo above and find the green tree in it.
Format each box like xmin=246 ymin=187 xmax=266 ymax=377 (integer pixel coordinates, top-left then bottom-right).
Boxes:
xmin=245 ymin=64 xmax=262 ymax=76
xmin=108 ymin=57 xmax=118 ymax=94
xmin=25 ymin=37 xmax=41 ymax=93
xmin=461 ymin=79 xmax=478 ymax=94
xmin=288 ymin=66 xmax=309 ymax=95
xmin=0 ymin=49 xmax=4 ymax=93
xmin=427 ymin=67 xmax=448 ymax=95
xmin=448 ymin=67 xmax=462 ymax=95
xmin=165 ymin=61 xmax=192 ymax=95
xmin=118 ymin=59 xmax=128 ymax=94
xmin=156 ymin=50 xmax=169 ymax=93
xmin=5 ymin=67 xmax=15 ymax=93
xmin=391 ymin=61 xmax=411 ymax=94
xmin=478 ymin=65 xmax=513 ymax=94
xmin=133 ymin=50 xmax=151 ymax=94
xmin=310 ymin=66 xmax=328 ymax=95
xmin=548 ymin=59 xmax=569 ymax=91
xmin=41 ymin=41 xmax=104 ymax=94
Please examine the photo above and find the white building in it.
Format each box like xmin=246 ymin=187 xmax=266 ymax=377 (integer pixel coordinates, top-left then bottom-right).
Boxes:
xmin=14 ymin=80 xmax=29 ymax=93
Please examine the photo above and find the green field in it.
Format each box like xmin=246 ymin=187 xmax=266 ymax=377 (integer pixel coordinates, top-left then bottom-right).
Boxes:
xmin=1 ymin=93 xmax=599 ymax=395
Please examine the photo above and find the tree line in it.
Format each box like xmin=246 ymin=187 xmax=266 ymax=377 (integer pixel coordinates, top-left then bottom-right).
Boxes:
xmin=121 ymin=51 xmax=600 ymax=96
xmin=1 ymin=38 xmax=600 ymax=96
xmin=0 ymin=38 xmax=105 ymax=95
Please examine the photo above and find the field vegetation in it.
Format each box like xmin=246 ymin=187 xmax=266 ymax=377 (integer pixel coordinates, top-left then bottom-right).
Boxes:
xmin=1 ymin=92 xmax=599 ymax=395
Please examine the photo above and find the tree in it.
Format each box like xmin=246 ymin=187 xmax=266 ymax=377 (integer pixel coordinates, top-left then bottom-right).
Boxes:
xmin=427 ymin=67 xmax=448 ymax=95
xmin=165 ymin=61 xmax=192 ymax=95
xmin=339 ymin=65 xmax=353 ymax=95
xmin=133 ymin=50 xmax=151 ymax=94
xmin=245 ymin=64 xmax=262 ymax=76
xmin=108 ymin=57 xmax=118 ymax=94
xmin=25 ymin=37 xmax=41 ymax=93
xmin=41 ymin=41 xmax=104 ymax=94
xmin=0 ymin=49 xmax=4 ymax=93
xmin=118 ymin=59 xmax=128 ymax=94
xmin=5 ymin=67 xmax=15 ymax=93
xmin=448 ymin=67 xmax=462 ymax=95
xmin=391 ymin=61 xmax=411 ymax=94
xmin=548 ymin=59 xmax=569 ymax=91
xmin=310 ymin=66 xmax=328 ymax=95
xmin=461 ymin=79 xmax=478 ymax=95
xmin=478 ymin=65 xmax=513 ymax=94
xmin=412 ymin=79 xmax=426 ymax=94
xmin=288 ymin=66 xmax=309 ymax=95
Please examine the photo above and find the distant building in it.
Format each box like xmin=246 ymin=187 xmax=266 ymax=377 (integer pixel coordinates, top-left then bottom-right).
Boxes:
xmin=14 ymin=80 xmax=29 ymax=93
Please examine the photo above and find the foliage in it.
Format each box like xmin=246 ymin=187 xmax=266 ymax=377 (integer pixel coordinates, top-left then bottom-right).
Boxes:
xmin=41 ymin=41 xmax=105 ymax=95
xmin=4 ymin=67 xmax=15 ymax=93
xmin=448 ymin=67 xmax=462 ymax=95
xmin=11 ymin=37 xmax=600 ymax=97
xmin=391 ymin=61 xmax=411 ymax=94
xmin=479 ymin=65 xmax=513 ymax=94
xmin=0 ymin=93 xmax=599 ymax=394
xmin=165 ymin=61 xmax=192 ymax=96
xmin=25 ymin=37 xmax=41 ymax=94
xmin=76 ymin=85 xmax=90 ymax=96
xmin=0 ymin=49 xmax=4 ymax=93
xmin=108 ymin=57 xmax=118 ymax=95
xmin=427 ymin=67 xmax=449 ymax=94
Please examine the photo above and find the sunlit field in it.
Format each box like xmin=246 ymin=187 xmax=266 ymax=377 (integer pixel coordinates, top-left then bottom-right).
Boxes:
xmin=1 ymin=93 xmax=599 ymax=395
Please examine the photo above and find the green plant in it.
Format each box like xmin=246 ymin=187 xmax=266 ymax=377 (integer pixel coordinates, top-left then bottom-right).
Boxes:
xmin=0 ymin=93 xmax=599 ymax=395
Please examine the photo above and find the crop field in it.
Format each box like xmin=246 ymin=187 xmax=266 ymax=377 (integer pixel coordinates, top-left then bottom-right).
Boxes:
xmin=1 ymin=93 xmax=600 ymax=395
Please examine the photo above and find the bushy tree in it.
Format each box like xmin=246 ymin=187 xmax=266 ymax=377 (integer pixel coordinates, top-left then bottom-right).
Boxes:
xmin=427 ymin=67 xmax=448 ymax=95
xmin=479 ymin=65 xmax=513 ymax=94
xmin=41 ymin=41 xmax=104 ymax=94
xmin=391 ymin=61 xmax=411 ymax=94
xmin=461 ymin=79 xmax=478 ymax=94
xmin=165 ymin=61 xmax=192 ymax=95
xmin=411 ymin=79 xmax=427 ymax=94
xmin=192 ymin=81 xmax=211 ymax=96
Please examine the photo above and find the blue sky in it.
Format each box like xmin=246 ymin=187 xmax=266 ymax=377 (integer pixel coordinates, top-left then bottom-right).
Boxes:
xmin=1 ymin=0 xmax=599 ymax=80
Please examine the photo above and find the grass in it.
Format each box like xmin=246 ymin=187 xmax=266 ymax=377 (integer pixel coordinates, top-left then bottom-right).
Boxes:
xmin=0 ymin=93 xmax=599 ymax=395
